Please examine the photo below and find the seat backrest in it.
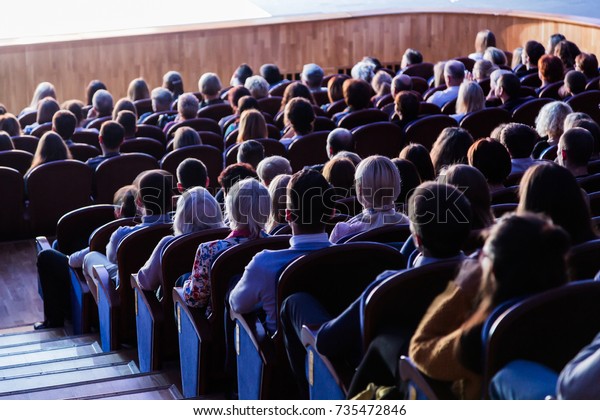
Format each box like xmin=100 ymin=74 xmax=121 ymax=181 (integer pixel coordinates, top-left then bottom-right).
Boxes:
xmin=538 ymin=81 xmax=564 ymax=100
xmin=422 ymin=84 xmax=446 ymax=101
xmin=287 ymin=131 xmax=329 ymax=172
xmin=478 ymin=78 xmax=491 ymax=96
xmin=139 ymin=112 xmax=176 ymax=129
xmin=86 ymin=116 xmax=111 ymax=130
xmin=338 ymin=109 xmax=389 ymax=130
xmin=418 ymin=102 xmax=442 ymax=116
xmin=120 ymin=138 xmax=166 ymax=160
xmin=577 ymin=173 xmax=600 ymax=193
xmin=440 ymin=98 xmax=457 ymax=115
xmin=196 ymin=103 xmax=233 ymax=122
xmin=585 ymin=76 xmax=600 ymax=91
xmin=18 ymin=111 xmax=37 ymax=129
xmin=135 ymin=124 xmax=167 ymax=144
xmin=134 ymin=99 xmax=153 ymax=116
xmin=166 ymin=118 xmax=221 ymax=139
xmin=566 ymin=238 xmax=600 ymax=280
xmin=268 ymin=81 xmax=292 ymax=97
xmin=160 ymin=145 xmax=223 ymax=190
xmin=403 ymin=115 xmax=458 ymax=150
xmin=326 ymin=99 xmax=347 ymax=118
xmin=31 ymin=122 xmax=53 ymax=138
xmin=484 ymin=281 xmax=600 ymax=396
xmin=351 ymin=121 xmax=403 ymax=158
xmin=344 ymin=223 xmax=412 ymax=245
xmin=375 ymin=94 xmax=393 ymax=109
xmin=26 ymin=160 xmax=94 ymax=236
xmin=411 ymin=77 xmax=429 ymax=95
xmin=491 ymin=203 xmax=518 ymax=218
xmin=453 ymin=56 xmax=475 ymax=72
xmin=89 ymin=217 xmax=136 ymax=253
xmin=539 ymin=144 xmax=558 ymax=161
xmin=0 ymin=150 xmax=33 ymax=175
xmin=520 ymin=73 xmax=542 ymax=88
xmin=312 ymin=90 xmax=330 ymax=107
xmin=0 ymin=167 xmax=26 ymax=239
xmin=94 ymin=152 xmax=159 ymax=203
xmin=257 ymin=97 xmax=283 ymax=117
xmin=587 ymin=191 xmax=600 ymax=217
xmin=491 ymin=185 xmax=519 ymax=205
xmin=314 ymin=116 xmax=336 ymax=132
xmin=11 ymin=135 xmax=39 ymax=154
xmin=401 ymin=62 xmax=434 ymax=80
xmin=69 ymin=144 xmax=100 ymax=162
xmin=511 ymin=98 xmax=555 ymax=127
xmin=197 ymin=131 xmax=224 ymax=152
xmin=459 ymin=108 xmax=511 ymax=140
xmin=565 ymin=91 xmax=600 ymax=125
xmin=72 ymin=130 xmax=101 ymax=149
xmin=55 ymin=204 xmax=116 ymax=255
xmin=362 ymin=260 xmax=462 ymax=349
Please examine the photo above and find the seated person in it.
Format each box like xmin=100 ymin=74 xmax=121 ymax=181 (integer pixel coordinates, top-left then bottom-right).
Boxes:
xmin=52 ymin=110 xmax=77 ymax=146
xmin=183 ymin=178 xmax=270 ymax=312
xmin=260 ymin=63 xmax=288 ymax=89
xmin=236 ymin=139 xmax=264 ymax=170
xmin=516 ymin=40 xmax=544 ymax=78
xmin=427 ymin=60 xmax=465 ymax=108
xmin=85 ymin=121 xmax=125 ymax=170
xmin=333 ymin=79 xmax=372 ymax=125
xmin=557 ymin=127 xmax=594 ymax=178
xmin=451 ymin=81 xmax=485 ymax=122
xmin=532 ymin=101 xmax=573 ymax=159
xmin=198 ymin=73 xmax=224 ymax=109
xmin=330 ymin=155 xmax=409 ymax=243
xmin=266 ymin=174 xmax=292 ymax=234
xmin=84 ymin=89 xmax=113 ymax=128
xmin=280 ymin=97 xmax=315 ymax=147
xmin=468 ymin=29 xmax=496 ymax=61
xmin=257 ymin=155 xmax=292 ymax=187
xmin=496 ymin=73 xmax=530 ymax=113
xmin=138 ymin=87 xmax=172 ymax=124
xmin=27 ymin=132 xmax=72 ymax=176
xmin=24 ymin=97 xmax=60 ymax=135
xmin=392 ymin=91 xmax=420 ymax=130
xmin=323 ymin=157 xmax=356 ymax=198
xmin=467 ymin=138 xmax=512 ymax=193
xmin=498 ymin=123 xmax=539 ymax=174
xmin=116 ymin=110 xmax=137 ymax=140
xmin=559 ymin=70 xmax=587 ymax=99
xmin=163 ymin=93 xmax=199 ymax=135
xmin=176 ymin=158 xmax=209 ymax=192
xmin=214 ymin=162 xmax=258 ymax=205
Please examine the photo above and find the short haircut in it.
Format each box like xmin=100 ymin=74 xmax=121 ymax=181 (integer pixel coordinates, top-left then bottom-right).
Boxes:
xmin=391 ymin=75 xmax=413 ymax=97
xmin=538 ymin=54 xmax=564 ymax=83
xmin=571 ymin=119 xmax=600 ymax=157
xmin=564 ymin=70 xmax=587 ymax=95
xmin=228 ymin=86 xmax=252 ymax=110
xmin=173 ymin=187 xmax=223 ymax=235
xmin=199 ymin=73 xmax=222 ymax=96
xmin=403 ymin=48 xmax=423 ymax=66
xmin=233 ymin=63 xmax=253 ymax=85
xmin=137 ymin=169 xmax=174 ymax=216
xmin=62 ymin=100 xmax=84 ymax=124
xmin=178 ymin=93 xmax=200 ymax=119
xmin=285 ymin=97 xmax=315 ymax=135
xmin=524 ymin=40 xmax=545 ymax=65
xmin=499 ymin=123 xmax=539 ymax=158
xmin=225 ymin=178 xmax=270 ymax=238
xmin=173 ymin=127 xmax=201 ymax=149
xmin=244 ymin=75 xmax=269 ymax=99
xmin=394 ymin=91 xmax=420 ymax=121
xmin=99 ymin=121 xmax=125 ymax=150
xmin=409 ymin=181 xmax=472 ymax=258
xmin=444 ymin=60 xmax=466 ymax=82
xmin=176 ymin=157 xmax=208 ymax=190
xmin=467 ymin=138 xmax=512 ymax=184
xmin=256 ymin=155 xmax=292 ymax=186
xmin=535 ymin=101 xmax=572 ymax=140
xmin=86 ymin=80 xmax=106 ymax=106
xmin=238 ymin=96 xmax=259 ymax=115
xmin=560 ymin=127 xmax=594 ymax=167
xmin=237 ymin=139 xmax=265 ymax=169
xmin=472 ymin=59 xmax=498 ymax=81
xmin=323 ymin=157 xmax=356 ymax=192
xmin=52 ymin=110 xmax=77 ymax=140
xmin=0 ymin=130 xmax=14 ymax=151
xmin=115 ymin=110 xmax=137 ymax=138
xmin=151 ymin=87 xmax=173 ymax=111
xmin=218 ymin=163 xmax=257 ymax=194
xmin=260 ymin=64 xmax=282 ymax=85
xmin=286 ymin=169 xmax=335 ymax=232
xmin=351 ymin=61 xmax=376 ymax=83
xmin=301 ymin=63 xmax=324 ymax=88
xmin=355 ymin=155 xmax=400 ymax=209
xmin=343 ymin=79 xmax=372 ymax=110
xmin=327 ymin=128 xmax=353 ymax=156
xmin=92 ymin=89 xmax=114 ymax=117
xmin=576 ymin=53 xmax=599 ymax=79
xmin=498 ymin=73 xmax=521 ymax=99
xmin=112 ymin=98 xmax=137 ymax=120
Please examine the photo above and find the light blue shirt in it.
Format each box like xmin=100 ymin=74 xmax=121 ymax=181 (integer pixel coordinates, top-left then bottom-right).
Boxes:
xmin=427 ymin=85 xmax=460 ymax=108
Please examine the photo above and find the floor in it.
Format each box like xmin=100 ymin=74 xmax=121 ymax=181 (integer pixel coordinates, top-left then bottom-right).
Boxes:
xmin=0 ymin=240 xmax=43 ymax=330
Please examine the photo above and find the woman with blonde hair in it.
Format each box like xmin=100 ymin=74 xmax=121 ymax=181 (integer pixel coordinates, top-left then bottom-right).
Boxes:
xmin=483 ymin=47 xmax=507 ymax=67
xmin=330 ymin=155 xmax=409 ymax=243
xmin=127 ymin=78 xmax=150 ymax=102
xmin=452 ymin=82 xmax=485 ymax=122
xmin=237 ymin=109 xmax=267 ymax=143
xmin=24 ymin=97 xmax=61 ymax=135
xmin=28 ymin=131 xmax=72 ymax=173
xmin=266 ymin=174 xmax=292 ymax=233
xmin=469 ymin=29 xmax=496 ymax=61
xmin=20 ymin=82 xmax=57 ymax=116
xmin=532 ymin=101 xmax=572 ymax=158
xmin=183 ymin=178 xmax=270 ymax=310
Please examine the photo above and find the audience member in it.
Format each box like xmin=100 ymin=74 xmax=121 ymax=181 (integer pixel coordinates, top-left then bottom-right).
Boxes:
xmin=116 ymin=110 xmax=137 ymax=140
xmin=575 ymin=52 xmax=599 ymax=80
xmin=400 ymin=48 xmax=423 ymax=69
xmin=279 ymin=82 xmax=316 ymax=113
xmin=467 ymin=138 xmax=512 ymax=192
xmin=176 ymin=157 xmax=209 ymax=192
xmin=127 ymin=78 xmax=150 ymax=102
xmin=325 ymin=75 xmax=351 ymax=109
xmin=333 ymin=79 xmax=372 ymax=124
xmin=237 ymin=139 xmax=265 ymax=169
xmin=260 ymin=64 xmax=286 ymax=88
xmin=266 ymin=174 xmax=292 ymax=233
xmin=139 ymin=87 xmax=173 ymax=123
xmin=427 ymin=60 xmax=465 ymax=108
xmin=281 ymin=97 xmax=315 ymax=146
xmin=391 ymin=158 xmax=421 ymax=212
xmin=430 ymin=127 xmax=474 ymax=175
xmin=301 ymin=63 xmax=325 ymax=92
xmin=392 ymin=91 xmax=420 ymax=130
xmin=546 ymin=33 xmax=566 ymax=55
xmin=0 ymin=131 xmax=14 ymax=151
xmin=322 ymin=157 xmax=356 ymax=197
xmin=24 ymin=97 xmax=60 ymax=135
xmin=452 ymin=81 xmax=485 ymax=122
xmin=560 ymin=70 xmax=587 ymax=98
xmin=85 ymin=80 xmax=107 ymax=106
xmin=86 ymin=121 xmax=125 ymax=170
xmin=172 ymin=126 xmax=202 ymax=150
xmin=163 ymin=93 xmax=199 ymax=135
xmin=0 ymin=114 xmax=22 ymax=137
xmin=469 ymin=29 xmax=496 ymax=60
xmin=537 ymin=54 xmax=564 ymax=93
xmin=20 ymin=82 xmax=57 ymax=117
xmin=28 ymin=131 xmax=72 ymax=173
xmin=230 ymin=63 xmax=253 ymax=87
xmin=237 ymin=109 xmax=268 ymax=143
xmin=533 ymin=101 xmax=572 ymax=158
xmin=472 ymin=59 xmax=498 ymax=82
xmin=162 ymin=70 xmax=184 ymax=100
xmin=554 ymin=40 xmax=581 ymax=72
xmin=86 ymin=89 xmax=114 ymax=123
xmin=399 ymin=143 xmax=435 ymax=181
xmin=256 ymin=155 xmax=292 ymax=187
xmin=244 ymin=75 xmax=270 ymax=100
xmin=198 ymin=73 xmax=224 ymax=108
xmin=483 ymin=47 xmax=507 ymax=67
xmin=499 ymin=123 xmax=539 ymax=173
xmin=112 ymin=98 xmax=137 ymax=120
xmin=52 ymin=110 xmax=77 ymax=145
xmin=61 ymin=100 xmax=86 ymax=131
xmin=557 ymin=127 xmax=594 ymax=177
xmin=516 ymin=40 xmax=545 ymax=78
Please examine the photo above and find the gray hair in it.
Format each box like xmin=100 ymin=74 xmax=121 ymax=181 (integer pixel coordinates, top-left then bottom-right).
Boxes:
xmin=178 ymin=93 xmax=199 ymax=119
xmin=92 ymin=89 xmax=114 ymax=116
xmin=30 ymin=82 xmax=57 ymax=109
xmin=564 ymin=112 xmax=591 ymax=131
xmin=489 ymin=69 xmax=511 ymax=90
xmin=355 ymin=155 xmax=401 ymax=210
xmin=173 ymin=186 xmax=225 ymax=235
xmin=244 ymin=75 xmax=269 ymax=99
xmin=266 ymin=174 xmax=291 ymax=233
xmin=301 ymin=63 xmax=324 ymax=88
xmin=391 ymin=75 xmax=413 ymax=97
xmin=536 ymin=101 xmax=573 ymax=140
xmin=327 ymin=128 xmax=353 ymax=159
xmin=257 ymin=156 xmax=292 ymax=186
xmin=444 ymin=60 xmax=466 ymax=81
xmin=151 ymin=87 xmax=173 ymax=111
xmin=225 ymin=178 xmax=270 ymax=238
xmin=199 ymin=72 xmax=222 ymax=97
xmin=351 ymin=61 xmax=376 ymax=83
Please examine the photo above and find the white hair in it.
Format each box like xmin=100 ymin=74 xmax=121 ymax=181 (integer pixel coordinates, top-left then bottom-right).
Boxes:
xmin=244 ymin=75 xmax=269 ymax=99
xmin=225 ymin=178 xmax=270 ymax=238
xmin=257 ymin=156 xmax=292 ymax=186
xmin=355 ymin=155 xmax=401 ymax=210
xmin=173 ymin=187 xmax=225 ymax=235
xmin=535 ymin=101 xmax=573 ymax=140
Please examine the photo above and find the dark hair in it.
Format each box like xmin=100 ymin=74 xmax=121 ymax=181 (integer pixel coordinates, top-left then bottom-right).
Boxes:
xmin=575 ymin=53 xmax=599 ymax=79
xmin=323 ymin=157 xmax=356 ymax=192
xmin=176 ymin=157 xmax=208 ymax=190
xmin=343 ymin=79 xmax=372 ymax=110
xmin=560 ymin=127 xmax=594 ymax=167
xmin=113 ymin=185 xmax=138 ymax=218
xmin=399 ymin=143 xmax=435 ymax=181
xmin=571 ymin=119 xmax=600 ymax=157
xmin=86 ymin=80 xmax=107 ymax=106
xmin=218 ymin=163 xmax=257 ymax=194
xmin=409 ymin=181 xmax=472 ymax=258
xmin=0 ymin=131 xmax=14 ymax=151
xmin=280 ymin=82 xmax=315 ymax=112
xmin=548 ymin=33 xmax=566 ymax=54
xmin=499 ymin=123 xmax=538 ymax=158
xmin=518 ymin=162 xmax=595 ymax=245
xmin=99 ymin=121 xmax=125 ymax=150
xmin=115 ymin=110 xmax=137 ymax=138
xmin=391 ymin=158 xmax=421 ymax=211
xmin=0 ymin=114 xmax=21 ymax=136
xmin=37 ymin=97 xmax=60 ymax=124
xmin=538 ymin=54 xmax=564 ymax=83
xmin=137 ymin=169 xmax=174 ymax=216
xmin=163 ymin=71 xmax=184 ymax=98
xmin=287 ymin=169 xmax=335 ymax=232
xmin=112 ymin=98 xmax=137 ymax=120
xmin=228 ymin=86 xmax=252 ymax=111
xmin=233 ymin=63 xmax=253 ymax=85
xmin=285 ymin=97 xmax=315 ymax=136
xmin=237 ymin=140 xmax=265 ymax=169
xmin=554 ymin=40 xmax=581 ymax=70
xmin=31 ymin=131 xmax=72 ymax=170
xmin=238 ymin=96 xmax=259 ymax=114
xmin=403 ymin=48 xmax=423 ymax=66
xmin=62 ymin=100 xmax=84 ymax=125
xmin=498 ymin=73 xmax=521 ymax=99
xmin=327 ymin=74 xmax=351 ymax=103
xmin=260 ymin=64 xmax=282 ymax=85
xmin=394 ymin=91 xmax=420 ymax=122
xmin=524 ymin=40 xmax=545 ymax=66
xmin=52 ymin=110 xmax=77 ymax=140
xmin=430 ymin=127 xmax=474 ymax=175
xmin=467 ymin=138 xmax=511 ymax=184
xmin=564 ymin=70 xmax=587 ymax=96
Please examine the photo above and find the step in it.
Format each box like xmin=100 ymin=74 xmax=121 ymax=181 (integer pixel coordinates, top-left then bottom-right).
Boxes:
xmin=0 ymin=342 xmax=101 ymax=368
xmin=0 ymin=335 xmax=98 ymax=357
xmin=0 ymin=361 xmax=139 ymax=394
xmin=0 ymin=372 xmax=172 ymax=400
xmin=0 ymin=328 xmax=67 ymax=348
xmin=0 ymin=325 xmax=34 ymax=336
xmin=0 ymin=352 xmax=132 ymax=380
xmin=87 ymin=385 xmax=183 ymax=400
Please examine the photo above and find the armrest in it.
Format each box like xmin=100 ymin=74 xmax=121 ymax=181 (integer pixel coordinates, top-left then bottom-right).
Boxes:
xmin=131 ymin=274 xmax=162 ymax=323
xmin=230 ymin=308 xmax=274 ymax=364
xmin=35 ymin=236 xmax=52 ymax=254
xmin=92 ymin=264 xmax=120 ymax=306
xmin=301 ymin=324 xmax=347 ymax=392
xmin=300 ymin=325 xmax=319 ymax=348
xmin=172 ymin=287 xmax=212 ymax=343
xmin=398 ymin=356 xmax=440 ymax=400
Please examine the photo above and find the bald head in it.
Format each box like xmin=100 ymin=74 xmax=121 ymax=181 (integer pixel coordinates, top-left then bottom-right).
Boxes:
xmin=444 ymin=60 xmax=466 ymax=87
xmin=391 ymin=74 xmax=413 ymax=97
xmin=327 ymin=128 xmax=353 ymax=159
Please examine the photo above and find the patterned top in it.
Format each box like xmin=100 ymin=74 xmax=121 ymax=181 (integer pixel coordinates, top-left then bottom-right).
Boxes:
xmin=183 ymin=230 xmax=267 ymax=314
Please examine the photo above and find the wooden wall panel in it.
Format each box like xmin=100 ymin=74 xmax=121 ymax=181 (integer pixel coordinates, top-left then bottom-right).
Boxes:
xmin=1 ymin=11 xmax=600 ymax=113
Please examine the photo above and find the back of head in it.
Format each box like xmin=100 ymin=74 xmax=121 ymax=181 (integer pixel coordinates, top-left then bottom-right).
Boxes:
xmin=409 ymin=181 xmax=472 ymax=258
xmin=547 ymin=33 xmax=566 ymax=55
xmin=554 ymin=40 xmax=581 ymax=69
xmin=355 ymin=155 xmax=400 ymax=210
xmin=218 ymin=163 xmax=257 ymax=194
xmin=564 ymin=70 xmax=587 ymax=95
xmin=285 ymin=97 xmax=315 ymax=135
xmin=456 ymin=81 xmax=485 ymax=114
xmin=399 ymin=143 xmax=435 ymax=181
xmin=575 ymin=53 xmax=599 ymax=79
xmin=32 ymin=131 xmax=71 ymax=169
xmin=394 ymin=91 xmax=420 ymax=121
xmin=86 ymin=80 xmax=107 ymax=106
xmin=238 ymin=96 xmax=259 ymax=114
xmin=30 ymin=82 xmax=57 ymax=109
xmin=237 ymin=139 xmax=265 ymax=169
xmin=524 ymin=40 xmax=545 ymax=66
xmin=0 ymin=131 xmax=14 ymax=151
xmin=472 ymin=59 xmax=498 ymax=81
xmin=267 ymin=174 xmax=292 ymax=231
xmin=232 ymin=63 xmax=253 ymax=86
xmin=559 ymin=127 xmax=594 ymax=167
xmin=137 ymin=169 xmax=174 ymax=216
xmin=127 ymin=78 xmax=150 ymax=102
xmin=402 ymin=48 xmax=423 ymax=67
xmin=497 ymin=73 xmax=521 ymax=99
xmin=518 ymin=162 xmax=594 ymax=244
xmin=173 ymin=127 xmax=201 ymax=149
xmin=199 ymin=73 xmax=222 ymax=97
xmin=351 ymin=60 xmax=376 ymax=83
xmin=439 ymin=164 xmax=493 ymax=229
xmin=499 ymin=122 xmax=538 ymax=158
xmin=151 ymin=87 xmax=173 ymax=112
xmin=178 ymin=93 xmax=199 ymax=120
xmin=99 ymin=121 xmax=125 ymax=151
xmin=326 ymin=128 xmax=353 ymax=158
xmin=174 ymin=186 xmax=223 ymax=235
xmin=475 ymin=29 xmax=496 ymax=53
xmin=176 ymin=157 xmax=208 ymax=190
xmin=484 ymin=213 xmax=569 ymax=307
xmin=571 ymin=119 xmax=600 ymax=157
xmin=256 ymin=155 xmax=292 ymax=186
xmin=343 ymin=79 xmax=372 ymax=110
xmin=286 ymin=169 xmax=335 ymax=233
xmin=535 ymin=101 xmax=572 ymax=140
xmin=52 ymin=110 xmax=76 ymax=140
xmin=37 ymin=97 xmax=60 ymax=124
xmin=281 ymin=82 xmax=315 ymax=112
xmin=301 ymin=63 xmax=325 ymax=89
xmin=62 ymin=100 xmax=84 ymax=125
xmin=113 ymin=185 xmax=138 ymax=218
xmin=244 ymin=75 xmax=269 ymax=99
xmin=444 ymin=60 xmax=466 ymax=86
xmin=430 ymin=127 xmax=474 ymax=174
xmin=327 ymin=74 xmax=351 ymax=103
xmin=226 ymin=178 xmax=270 ymax=238
xmin=391 ymin=158 xmax=421 ymax=209
xmin=0 ymin=114 xmax=21 ymax=137
xmin=467 ymin=138 xmax=511 ymax=184
xmin=228 ymin=86 xmax=251 ymax=111
xmin=260 ymin=64 xmax=282 ymax=86
xmin=92 ymin=89 xmax=114 ymax=117
xmin=538 ymin=54 xmax=564 ymax=83
xmin=433 ymin=61 xmax=447 ymax=87
xmin=483 ymin=47 xmax=507 ymax=66
xmin=238 ymin=109 xmax=267 ymax=142
xmin=115 ymin=110 xmax=137 ymax=138
xmin=371 ymin=71 xmax=392 ymax=96
xmin=391 ymin=74 xmax=413 ymax=97
xmin=163 ymin=71 xmax=184 ymax=97
xmin=323 ymin=157 xmax=356 ymax=192
xmin=112 ymin=98 xmax=137 ymax=120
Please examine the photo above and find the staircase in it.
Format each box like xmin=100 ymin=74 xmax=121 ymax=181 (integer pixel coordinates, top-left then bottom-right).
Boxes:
xmin=0 ymin=326 xmax=182 ymax=400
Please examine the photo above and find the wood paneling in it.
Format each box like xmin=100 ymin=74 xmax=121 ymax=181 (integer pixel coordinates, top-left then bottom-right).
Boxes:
xmin=1 ymin=10 xmax=600 ymax=113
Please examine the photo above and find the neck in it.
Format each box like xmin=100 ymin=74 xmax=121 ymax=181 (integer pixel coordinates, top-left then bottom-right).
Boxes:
xmin=569 ymin=165 xmax=589 ymax=177
xmin=291 ymin=223 xmax=325 ymax=236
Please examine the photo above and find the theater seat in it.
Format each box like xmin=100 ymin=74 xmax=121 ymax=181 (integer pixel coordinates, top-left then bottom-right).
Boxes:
xmin=287 ymin=131 xmax=329 ymax=172
xmin=0 ymin=149 xmax=33 ymax=175
xmin=160 ymin=145 xmax=223 ymax=191
xmin=11 ymin=135 xmax=39 ymax=154
xmin=72 ymin=130 xmax=101 ymax=149
xmin=459 ymin=108 xmax=511 ymax=140
xmin=197 ymin=103 xmax=233 ymax=122
xmin=166 ymin=118 xmax=221 ymax=139
xmin=69 ymin=144 xmax=100 ymax=162
xmin=226 ymin=139 xmax=287 ymax=167
xmin=120 ymin=137 xmax=166 ymax=160
xmin=565 ymin=91 xmax=600 ymax=125
xmin=403 ymin=115 xmax=458 ymax=150
xmin=94 ymin=153 xmax=159 ymax=204
xmin=0 ymin=167 xmax=27 ymax=240
xmin=136 ymin=124 xmax=167 ymax=144
xmin=511 ymin=98 xmax=554 ymax=127
xmin=338 ymin=109 xmax=389 ymax=130
xmin=352 ymin=121 xmax=403 ymax=159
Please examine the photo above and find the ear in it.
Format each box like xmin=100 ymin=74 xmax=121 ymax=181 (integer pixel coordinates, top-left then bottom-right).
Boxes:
xmin=561 ymin=149 xmax=568 ymax=162
xmin=98 ymin=136 xmax=104 ymax=145
xmin=177 ymin=182 xmax=184 ymax=193
xmin=205 ymin=177 xmax=210 ymax=188
xmin=412 ymin=233 xmax=423 ymax=249
xmin=285 ymin=208 xmax=293 ymax=223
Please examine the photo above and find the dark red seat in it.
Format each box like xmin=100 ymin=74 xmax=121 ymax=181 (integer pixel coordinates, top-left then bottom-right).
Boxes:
xmin=441 ymin=98 xmax=457 ymax=115
xmin=314 ymin=116 xmax=336 ymax=132
xmin=538 ymin=81 xmax=564 ymax=100
xmin=268 ymin=81 xmax=292 ymax=97
xmin=326 ymin=99 xmax=347 ymax=118
xmin=197 ymin=131 xmax=224 ymax=152
xmin=423 ymin=85 xmax=446 ymax=101
xmin=166 ymin=118 xmax=221 ymax=139
xmin=86 ymin=116 xmax=111 ymax=130
xmin=30 ymin=122 xmax=53 ymax=138
xmin=94 ymin=153 xmax=159 ymax=204
xmin=0 ymin=149 xmax=33 ymax=175
xmin=226 ymin=139 xmax=287 ymax=166
xmin=0 ymin=167 xmax=27 ymax=240
xmin=491 ymin=185 xmax=519 ymax=205
xmin=72 ymin=130 xmax=101 ymax=149
xmin=257 ymin=97 xmax=283 ymax=117
xmin=375 ymin=94 xmax=393 ymax=109
xmin=338 ymin=109 xmax=389 ymax=130
xmin=520 ymin=73 xmax=542 ymax=88
xmin=120 ymin=137 xmax=166 ymax=160
xmin=587 ymin=191 xmax=600 ymax=217
xmin=69 ymin=144 xmax=100 ymax=162
xmin=585 ymin=76 xmax=600 ymax=91
xmin=287 ymin=131 xmax=329 ymax=172
xmin=567 ymin=239 xmax=600 ymax=280
xmin=453 ymin=57 xmax=475 ymax=72
xmin=418 ymin=102 xmax=442 ymax=116
xmin=411 ymin=77 xmax=430 ymax=95
xmin=136 ymin=124 xmax=167 ymax=144
xmin=352 ymin=121 xmax=403 ymax=159
xmin=343 ymin=223 xmax=411 ymax=245
xmin=478 ymin=78 xmax=491 ymax=96
xmin=313 ymin=90 xmax=330 ymax=107
xmin=403 ymin=114 xmax=458 ymax=150
xmin=334 ymin=196 xmax=362 ymax=217
xmin=565 ymin=91 xmax=600 ymax=125
xmin=11 ymin=135 xmax=39 ymax=154
xmin=26 ymin=160 xmax=94 ymax=236
xmin=18 ymin=111 xmax=37 ymax=129
xmin=401 ymin=62 xmax=434 ymax=80
xmin=196 ymin=103 xmax=233 ymax=122
xmin=160 ymin=145 xmax=223 ymax=190
xmin=460 ymin=108 xmax=511 ymax=140
xmin=511 ymin=98 xmax=555 ymax=127
xmin=577 ymin=173 xmax=600 ymax=193
xmin=134 ymin=99 xmax=153 ymax=116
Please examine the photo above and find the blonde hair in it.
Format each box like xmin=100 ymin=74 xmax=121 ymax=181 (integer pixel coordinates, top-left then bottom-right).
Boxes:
xmin=173 ymin=127 xmax=201 ymax=149
xmin=355 ymin=155 xmax=401 ymax=210
xmin=456 ymin=81 xmax=485 ymax=115
xmin=535 ymin=101 xmax=573 ymax=141
xmin=225 ymin=178 xmax=270 ymax=238
xmin=30 ymin=131 xmax=72 ymax=171
xmin=483 ymin=47 xmax=507 ymax=66
xmin=472 ymin=59 xmax=498 ymax=81
xmin=127 ymin=78 xmax=150 ymax=102
xmin=173 ymin=187 xmax=225 ymax=235
xmin=30 ymin=82 xmax=57 ymax=109
xmin=237 ymin=109 xmax=267 ymax=143
xmin=266 ymin=174 xmax=291 ymax=233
